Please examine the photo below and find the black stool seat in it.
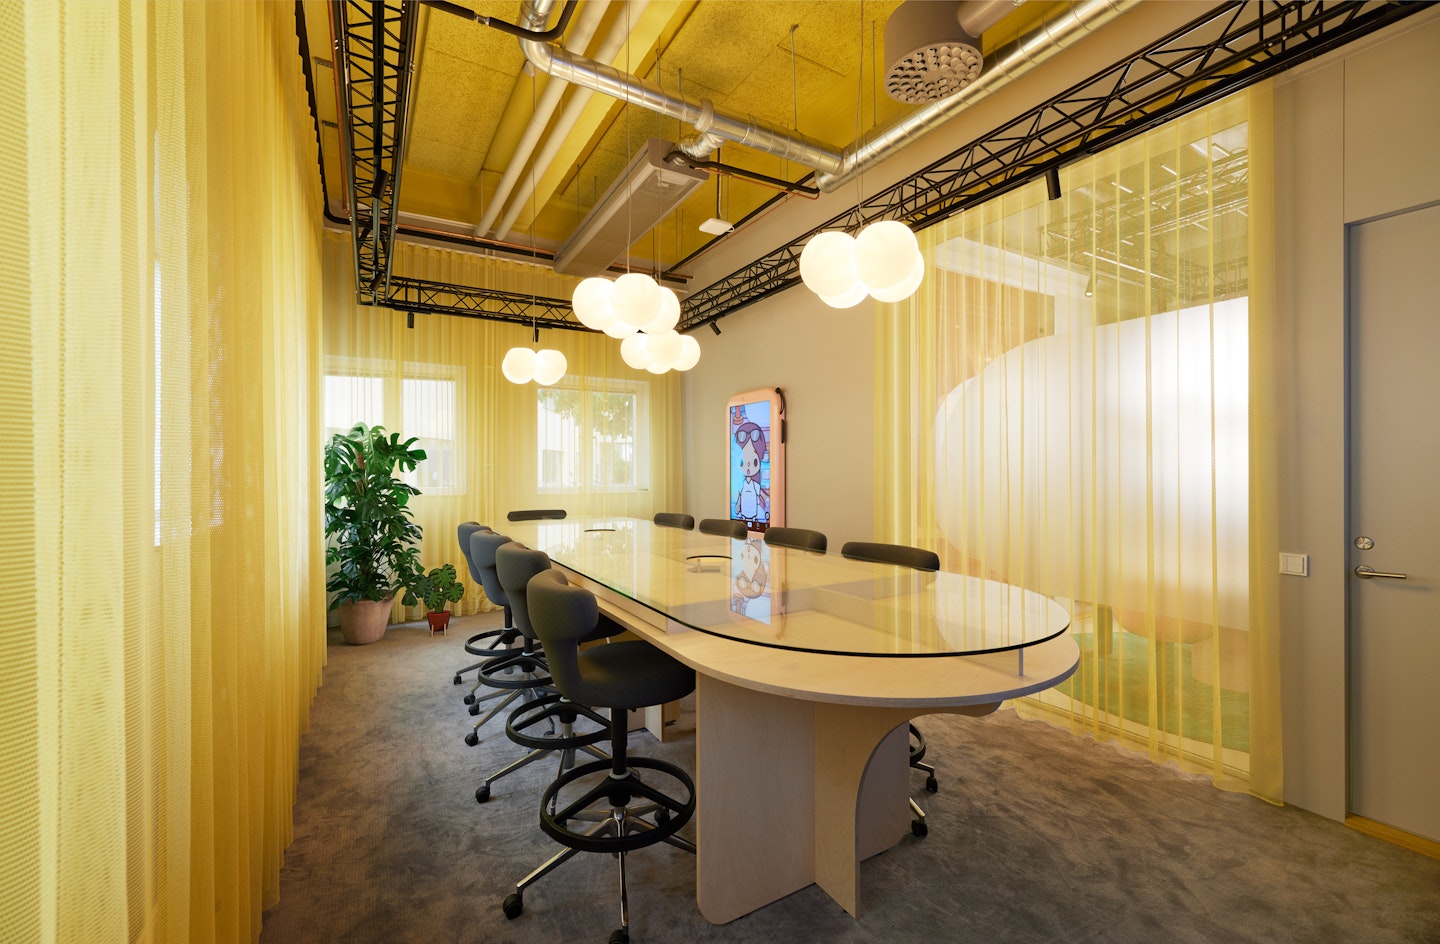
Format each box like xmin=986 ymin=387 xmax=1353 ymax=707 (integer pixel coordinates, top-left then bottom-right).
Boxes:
xmin=565 ymin=640 xmax=696 ymax=708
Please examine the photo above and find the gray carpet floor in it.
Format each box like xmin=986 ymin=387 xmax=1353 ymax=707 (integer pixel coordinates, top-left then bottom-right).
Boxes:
xmin=260 ymin=612 xmax=1440 ymax=944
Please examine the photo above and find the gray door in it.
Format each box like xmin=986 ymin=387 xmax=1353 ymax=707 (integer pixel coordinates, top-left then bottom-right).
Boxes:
xmin=1347 ymin=202 xmax=1440 ymax=843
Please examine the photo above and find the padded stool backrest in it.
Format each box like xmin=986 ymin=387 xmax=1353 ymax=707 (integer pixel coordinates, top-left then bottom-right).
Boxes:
xmin=469 ymin=530 xmax=513 ymax=607
xmin=653 ymin=512 xmax=695 ymax=530
xmin=698 ymin=518 xmax=747 ymax=539
xmin=526 ymin=569 xmax=597 ymax=701
xmin=507 ymin=508 xmax=567 ymax=521
xmin=495 ymin=542 xmax=552 ymax=640
xmin=457 ymin=521 xmax=493 ymax=584
xmin=764 ymin=526 xmax=828 ymax=553
xmin=840 ymin=541 xmax=939 ymax=572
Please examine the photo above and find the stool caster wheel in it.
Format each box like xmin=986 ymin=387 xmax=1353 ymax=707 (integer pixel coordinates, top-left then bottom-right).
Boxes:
xmin=453 ymin=675 xmax=462 ymax=685
xmin=654 ymin=807 xmax=670 ymax=828
xmin=911 ymin=818 xmax=928 ymax=838
xmin=464 ymin=731 xmax=479 ymax=747
xmin=463 ymin=693 xmax=476 ymax=705
xmin=608 ymin=929 xmax=629 ymax=944
xmin=925 ymin=775 xmax=938 ymax=793
xmin=502 ymin=892 xmax=523 ymax=919
xmin=468 ymin=703 xmax=480 ymax=716
xmin=476 ymin=783 xmax=491 ymax=803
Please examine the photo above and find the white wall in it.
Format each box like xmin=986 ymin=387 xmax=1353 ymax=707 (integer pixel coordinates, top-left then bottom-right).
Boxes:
xmin=1272 ymin=9 xmax=1440 ymax=819
xmin=680 ymin=288 xmax=876 ymax=544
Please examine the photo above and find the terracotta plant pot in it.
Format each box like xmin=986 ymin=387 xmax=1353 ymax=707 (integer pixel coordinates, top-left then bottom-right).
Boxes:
xmin=336 ymin=596 xmax=393 ymax=645
xmin=427 ymin=610 xmax=451 ymax=635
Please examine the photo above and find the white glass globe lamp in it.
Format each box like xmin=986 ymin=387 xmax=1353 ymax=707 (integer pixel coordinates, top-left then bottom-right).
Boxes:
xmin=853 ymin=220 xmax=921 ymax=293
xmin=612 ymin=272 xmax=662 ymax=330
xmin=672 ymin=334 xmax=701 ymax=371
xmin=640 ymin=286 xmax=681 ymax=334
xmin=532 ymin=349 xmax=568 ymax=386
xmin=645 ymin=329 xmax=683 ymax=369
xmin=602 ymin=316 xmax=638 ymax=339
xmin=818 ymin=280 xmax=869 ymax=309
xmin=571 ymin=277 xmax=616 ymax=331
xmin=501 ymin=346 xmax=537 ymax=384
xmin=868 ymin=250 xmax=926 ymax=303
xmin=799 ymin=231 xmax=859 ymax=298
xmin=619 ymin=333 xmax=652 ymax=371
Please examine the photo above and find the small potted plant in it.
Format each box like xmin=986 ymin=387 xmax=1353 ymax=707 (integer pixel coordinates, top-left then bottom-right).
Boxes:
xmin=406 ymin=562 xmax=466 ymax=634
xmin=323 ymin=422 xmax=427 ymax=644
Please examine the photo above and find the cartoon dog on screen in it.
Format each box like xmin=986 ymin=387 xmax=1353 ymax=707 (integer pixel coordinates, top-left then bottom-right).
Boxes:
xmin=732 ymin=419 xmax=770 ymax=522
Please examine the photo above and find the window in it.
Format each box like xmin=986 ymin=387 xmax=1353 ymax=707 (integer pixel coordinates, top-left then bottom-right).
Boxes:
xmin=537 ymin=380 xmax=645 ymax=492
xmin=324 ymin=358 xmax=464 ymax=493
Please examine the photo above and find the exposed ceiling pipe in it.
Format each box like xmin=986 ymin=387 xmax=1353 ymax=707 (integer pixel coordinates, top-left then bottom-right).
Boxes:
xmin=957 ymin=0 xmax=1026 ymax=36
xmin=495 ymin=0 xmax=652 ymax=240
xmin=472 ymin=0 xmax=611 ymax=238
xmin=516 ymin=0 xmax=846 ymax=176
xmin=817 ymin=0 xmax=1136 ymax=192
xmin=515 ymin=0 xmax=1134 ymax=195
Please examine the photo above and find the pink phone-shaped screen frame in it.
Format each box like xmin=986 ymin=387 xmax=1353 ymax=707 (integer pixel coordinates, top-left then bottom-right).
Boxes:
xmin=725 ymin=387 xmax=785 ymax=532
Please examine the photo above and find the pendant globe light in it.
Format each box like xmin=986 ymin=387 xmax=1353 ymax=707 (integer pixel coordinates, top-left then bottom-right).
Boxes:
xmin=799 ymin=11 xmax=925 ymax=307
xmin=506 ymin=89 xmax=568 ymax=389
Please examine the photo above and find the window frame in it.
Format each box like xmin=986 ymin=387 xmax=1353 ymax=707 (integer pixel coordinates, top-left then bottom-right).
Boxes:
xmin=536 ymin=376 xmax=649 ymax=495
xmin=323 ymin=355 xmax=466 ymax=496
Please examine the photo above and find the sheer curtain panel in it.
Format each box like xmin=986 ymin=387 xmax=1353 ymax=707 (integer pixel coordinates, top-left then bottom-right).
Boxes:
xmin=874 ymin=89 xmax=1281 ymax=800
xmin=1 ymin=3 xmax=327 ymax=941
xmin=322 ymin=233 xmax=685 ymax=621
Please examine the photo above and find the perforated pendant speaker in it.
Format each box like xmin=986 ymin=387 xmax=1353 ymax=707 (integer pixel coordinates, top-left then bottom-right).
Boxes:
xmin=884 ymin=1 xmax=984 ymax=104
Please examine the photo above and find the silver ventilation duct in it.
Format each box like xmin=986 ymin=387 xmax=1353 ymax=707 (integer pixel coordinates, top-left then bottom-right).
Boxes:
xmin=552 ymin=139 xmax=707 ymax=277
xmin=513 ymin=0 xmax=1134 ymax=198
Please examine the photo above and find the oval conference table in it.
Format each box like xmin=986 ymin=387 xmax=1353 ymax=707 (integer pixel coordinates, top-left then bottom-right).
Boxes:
xmin=502 ymin=517 xmax=1079 ymax=925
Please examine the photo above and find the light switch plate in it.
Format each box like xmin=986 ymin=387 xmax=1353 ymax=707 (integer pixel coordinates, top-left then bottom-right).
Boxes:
xmin=1279 ymin=552 xmax=1309 ymax=576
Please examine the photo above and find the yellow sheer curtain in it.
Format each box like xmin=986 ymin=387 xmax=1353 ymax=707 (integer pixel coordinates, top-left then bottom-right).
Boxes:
xmin=322 ymin=233 xmax=684 ymax=620
xmin=875 ymin=88 xmax=1281 ymax=801
xmin=2 ymin=2 xmax=326 ymax=941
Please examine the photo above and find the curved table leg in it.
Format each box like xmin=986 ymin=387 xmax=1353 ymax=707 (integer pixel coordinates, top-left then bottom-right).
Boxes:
xmin=694 ymin=672 xmax=998 ymax=923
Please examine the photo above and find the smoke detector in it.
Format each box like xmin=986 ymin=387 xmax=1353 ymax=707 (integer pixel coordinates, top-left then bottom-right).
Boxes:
xmin=884 ymin=1 xmax=984 ymax=104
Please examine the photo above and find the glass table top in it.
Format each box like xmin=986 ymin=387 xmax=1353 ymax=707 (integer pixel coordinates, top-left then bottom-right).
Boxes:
xmin=501 ymin=517 xmax=1071 ymax=658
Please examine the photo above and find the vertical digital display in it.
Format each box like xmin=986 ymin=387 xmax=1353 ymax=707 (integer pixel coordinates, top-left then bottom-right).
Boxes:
xmin=728 ymin=399 xmax=772 ymax=530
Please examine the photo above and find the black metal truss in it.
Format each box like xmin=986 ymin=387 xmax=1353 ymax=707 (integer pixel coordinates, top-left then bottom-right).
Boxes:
xmin=333 ymin=0 xmax=418 ymax=306
xmin=385 ymin=277 xmax=584 ymax=330
xmin=677 ymin=0 xmax=1425 ymax=331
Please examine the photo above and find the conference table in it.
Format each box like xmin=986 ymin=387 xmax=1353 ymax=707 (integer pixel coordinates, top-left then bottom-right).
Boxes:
xmin=502 ymin=517 xmax=1079 ymax=924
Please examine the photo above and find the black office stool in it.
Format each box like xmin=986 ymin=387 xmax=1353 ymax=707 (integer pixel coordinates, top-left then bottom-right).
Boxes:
xmin=697 ymin=517 xmax=747 ymax=539
xmin=463 ymin=531 xmax=552 ymax=748
xmin=453 ymin=522 xmax=521 ymax=688
xmin=764 ymin=526 xmax=828 ymax=553
xmin=842 ymin=540 xmax=942 ymax=837
xmin=503 ymin=569 xmax=696 ymax=944
xmin=652 ymin=512 xmax=694 ymax=530
xmin=478 ymin=542 xmax=613 ymax=804
xmin=508 ymin=508 xmax=567 ymax=521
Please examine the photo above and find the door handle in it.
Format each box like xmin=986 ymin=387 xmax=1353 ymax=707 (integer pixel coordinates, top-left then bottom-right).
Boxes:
xmin=1354 ymin=565 xmax=1407 ymax=580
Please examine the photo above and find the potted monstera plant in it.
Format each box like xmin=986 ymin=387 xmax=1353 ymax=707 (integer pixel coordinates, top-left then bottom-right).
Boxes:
xmin=323 ymin=422 xmax=427 ymax=644
xmin=405 ymin=562 xmax=465 ymax=635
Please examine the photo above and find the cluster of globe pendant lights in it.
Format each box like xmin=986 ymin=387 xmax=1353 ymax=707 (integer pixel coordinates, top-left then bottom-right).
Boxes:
xmin=799 ymin=219 xmax=925 ymax=307
xmin=571 ymin=272 xmax=701 ymax=373
xmin=500 ymin=343 xmax=568 ymax=386
xmin=504 ymin=219 xmax=918 ymax=384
